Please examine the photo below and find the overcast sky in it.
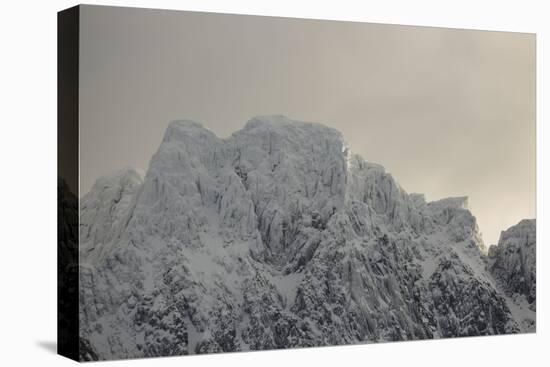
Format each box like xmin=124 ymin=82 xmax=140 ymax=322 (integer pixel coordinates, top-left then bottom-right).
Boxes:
xmin=79 ymin=5 xmax=535 ymax=246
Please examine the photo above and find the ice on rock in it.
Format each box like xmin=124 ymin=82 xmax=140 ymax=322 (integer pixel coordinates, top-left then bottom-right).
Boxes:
xmin=226 ymin=116 xmax=349 ymax=263
xmin=80 ymin=167 xmax=143 ymax=264
xmin=78 ymin=116 xmax=535 ymax=360
xmin=488 ymin=219 xmax=536 ymax=331
xmin=426 ymin=196 xmax=486 ymax=250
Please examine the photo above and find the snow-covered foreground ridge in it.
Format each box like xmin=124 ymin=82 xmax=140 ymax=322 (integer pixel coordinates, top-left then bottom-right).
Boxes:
xmin=77 ymin=115 xmax=536 ymax=360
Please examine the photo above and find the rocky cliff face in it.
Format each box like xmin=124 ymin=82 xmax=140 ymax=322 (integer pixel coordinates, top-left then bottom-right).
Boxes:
xmin=78 ymin=116 xmax=535 ymax=361
xmin=79 ymin=168 xmax=143 ymax=264
xmin=488 ymin=219 xmax=536 ymax=331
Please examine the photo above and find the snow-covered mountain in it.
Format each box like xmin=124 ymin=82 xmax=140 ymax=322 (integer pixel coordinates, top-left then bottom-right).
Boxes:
xmin=77 ymin=116 xmax=536 ymax=360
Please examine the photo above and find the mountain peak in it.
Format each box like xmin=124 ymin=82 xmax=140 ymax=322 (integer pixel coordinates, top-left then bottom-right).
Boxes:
xmin=489 ymin=218 xmax=536 ymax=318
xmin=242 ymin=115 xmax=342 ymax=138
xmin=243 ymin=115 xmax=299 ymax=131
xmin=428 ymin=196 xmax=470 ymax=210
xmin=168 ymin=119 xmax=204 ymax=129
xmin=87 ymin=167 xmax=142 ymax=195
xmin=163 ymin=119 xmax=217 ymax=143
xmin=498 ymin=218 xmax=536 ymax=243
xmin=245 ymin=114 xmax=292 ymax=126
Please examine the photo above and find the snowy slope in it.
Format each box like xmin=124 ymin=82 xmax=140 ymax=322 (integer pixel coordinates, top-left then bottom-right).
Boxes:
xmin=78 ymin=116 xmax=535 ymax=360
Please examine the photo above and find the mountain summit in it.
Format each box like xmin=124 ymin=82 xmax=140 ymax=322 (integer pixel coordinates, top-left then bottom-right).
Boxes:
xmin=77 ymin=116 xmax=536 ymax=360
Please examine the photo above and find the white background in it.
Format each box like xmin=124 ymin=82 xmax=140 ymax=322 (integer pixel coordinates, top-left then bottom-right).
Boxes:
xmin=0 ymin=0 xmax=547 ymax=366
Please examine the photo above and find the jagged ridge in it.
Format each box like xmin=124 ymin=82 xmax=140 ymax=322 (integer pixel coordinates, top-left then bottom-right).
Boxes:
xmin=78 ymin=116 xmax=535 ymax=360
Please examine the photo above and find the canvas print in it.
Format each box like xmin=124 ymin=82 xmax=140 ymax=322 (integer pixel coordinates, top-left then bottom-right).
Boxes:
xmin=57 ymin=5 xmax=536 ymax=362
